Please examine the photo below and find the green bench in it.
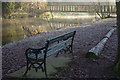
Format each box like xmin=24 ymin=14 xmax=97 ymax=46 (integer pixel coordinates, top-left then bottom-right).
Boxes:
xmin=24 ymin=30 xmax=76 ymax=77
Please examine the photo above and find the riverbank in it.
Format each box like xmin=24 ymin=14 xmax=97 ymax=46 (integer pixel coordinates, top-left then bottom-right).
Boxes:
xmin=2 ymin=12 xmax=99 ymax=46
xmin=2 ymin=18 xmax=119 ymax=78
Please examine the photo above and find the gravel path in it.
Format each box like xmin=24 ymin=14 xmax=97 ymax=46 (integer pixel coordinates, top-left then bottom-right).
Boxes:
xmin=102 ymin=30 xmax=118 ymax=62
xmin=2 ymin=18 xmax=118 ymax=78
xmin=55 ymin=30 xmax=119 ymax=78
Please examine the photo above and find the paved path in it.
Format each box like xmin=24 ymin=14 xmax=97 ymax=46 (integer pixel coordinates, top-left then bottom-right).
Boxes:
xmin=7 ymin=56 xmax=71 ymax=78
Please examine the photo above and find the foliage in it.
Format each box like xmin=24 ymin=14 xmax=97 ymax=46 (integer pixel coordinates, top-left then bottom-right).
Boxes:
xmin=2 ymin=2 xmax=48 ymax=19
xmin=2 ymin=2 xmax=15 ymax=18
xmin=14 ymin=2 xmax=22 ymax=11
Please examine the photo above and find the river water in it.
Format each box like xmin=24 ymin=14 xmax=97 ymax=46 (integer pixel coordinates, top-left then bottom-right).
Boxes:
xmin=2 ymin=12 xmax=99 ymax=45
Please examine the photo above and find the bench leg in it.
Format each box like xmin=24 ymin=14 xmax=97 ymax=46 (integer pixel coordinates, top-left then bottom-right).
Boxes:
xmin=55 ymin=51 xmax=61 ymax=57
xmin=23 ymin=60 xmax=29 ymax=76
xmin=44 ymin=61 xmax=48 ymax=78
xmin=70 ymin=46 xmax=74 ymax=58
xmin=70 ymin=49 xmax=73 ymax=56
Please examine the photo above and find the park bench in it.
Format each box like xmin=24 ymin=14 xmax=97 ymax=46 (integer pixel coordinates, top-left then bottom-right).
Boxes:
xmin=24 ymin=30 xmax=76 ymax=78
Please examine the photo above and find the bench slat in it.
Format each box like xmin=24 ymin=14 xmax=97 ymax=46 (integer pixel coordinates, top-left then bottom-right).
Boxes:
xmin=47 ymin=30 xmax=76 ymax=44
xmin=27 ymin=43 xmax=70 ymax=60
xmin=47 ymin=44 xmax=70 ymax=57
xmin=47 ymin=37 xmax=72 ymax=51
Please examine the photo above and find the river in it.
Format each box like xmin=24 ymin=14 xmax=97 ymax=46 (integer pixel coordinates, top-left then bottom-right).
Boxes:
xmin=2 ymin=12 xmax=99 ymax=45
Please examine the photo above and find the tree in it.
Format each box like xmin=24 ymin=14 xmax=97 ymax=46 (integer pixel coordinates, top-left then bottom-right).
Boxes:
xmin=2 ymin=2 xmax=48 ymax=19
xmin=2 ymin=2 xmax=15 ymax=18
xmin=92 ymin=1 xmax=112 ymax=19
xmin=14 ymin=2 xmax=22 ymax=11
xmin=114 ymin=1 xmax=120 ymax=74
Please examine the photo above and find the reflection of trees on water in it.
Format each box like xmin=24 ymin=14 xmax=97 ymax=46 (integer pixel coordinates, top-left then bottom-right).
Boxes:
xmin=3 ymin=17 xmax=81 ymax=45
xmin=3 ymin=10 xmax=100 ymax=45
xmin=21 ymin=22 xmax=78 ymax=36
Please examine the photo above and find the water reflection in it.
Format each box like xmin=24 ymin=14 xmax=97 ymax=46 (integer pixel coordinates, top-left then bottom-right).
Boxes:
xmin=2 ymin=13 xmax=99 ymax=45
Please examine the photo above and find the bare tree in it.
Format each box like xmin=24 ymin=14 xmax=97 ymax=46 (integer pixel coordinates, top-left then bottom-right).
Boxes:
xmin=92 ymin=1 xmax=113 ymax=19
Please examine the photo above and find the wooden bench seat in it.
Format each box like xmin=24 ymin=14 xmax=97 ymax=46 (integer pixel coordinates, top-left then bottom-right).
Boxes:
xmin=24 ymin=30 xmax=76 ymax=78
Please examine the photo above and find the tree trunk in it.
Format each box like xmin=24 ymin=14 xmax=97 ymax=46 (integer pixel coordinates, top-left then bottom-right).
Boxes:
xmin=114 ymin=1 xmax=120 ymax=74
xmin=86 ymin=28 xmax=116 ymax=58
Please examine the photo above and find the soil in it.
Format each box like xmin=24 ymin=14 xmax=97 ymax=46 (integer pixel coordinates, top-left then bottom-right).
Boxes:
xmin=2 ymin=18 xmax=120 ymax=79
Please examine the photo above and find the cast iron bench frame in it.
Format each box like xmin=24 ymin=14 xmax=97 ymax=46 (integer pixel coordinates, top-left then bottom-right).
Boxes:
xmin=24 ymin=30 xmax=76 ymax=78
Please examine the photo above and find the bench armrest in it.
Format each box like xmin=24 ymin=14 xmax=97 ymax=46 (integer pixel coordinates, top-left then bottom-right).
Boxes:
xmin=25 ymin=47 xmax=46 ymax=57
xmin=25 ymin=47 xmax=45 ymax=52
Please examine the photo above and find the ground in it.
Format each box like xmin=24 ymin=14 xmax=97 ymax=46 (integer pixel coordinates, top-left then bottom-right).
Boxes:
xmin=2 ymin=18 xmax=120 ymax=79
xmin=51 ymin=30 xmax=119 ymax=78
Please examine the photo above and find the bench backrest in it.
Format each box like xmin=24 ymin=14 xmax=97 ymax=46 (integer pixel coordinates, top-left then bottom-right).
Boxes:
xmin=44 ymin=30 xmax=76 ymax=58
